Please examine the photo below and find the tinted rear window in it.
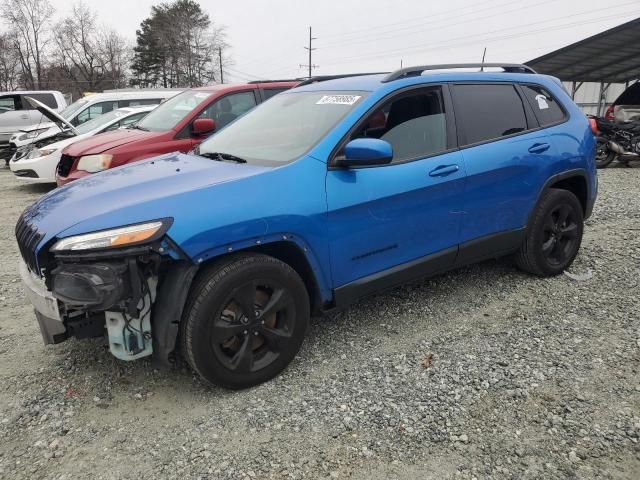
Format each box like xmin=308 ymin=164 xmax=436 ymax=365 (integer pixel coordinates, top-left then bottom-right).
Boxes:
xmin=615 ymin=82 xmax=640 ymax=105
xmin=520 ymin=85 xmax=566 ymax=126
xmin=454 ymin=84 xmax=528 ymax=146
xmin=26 ymin=93 xmax=57 ymax=109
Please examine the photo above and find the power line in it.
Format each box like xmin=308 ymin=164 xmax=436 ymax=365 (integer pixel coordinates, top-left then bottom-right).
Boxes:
xmin=321 ymin=9 xmax=640 ymax=66
xmin=299 ymin=26 xmax=318 ymax=78
xmin=321 ymin=0 xmax=555 ymax=49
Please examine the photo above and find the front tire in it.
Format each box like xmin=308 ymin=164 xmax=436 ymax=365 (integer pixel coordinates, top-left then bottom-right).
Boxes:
xmin=180 ymin=254 xmax=310 ymax=389
xmin=515 ymin=189 xmax=584 ymax=277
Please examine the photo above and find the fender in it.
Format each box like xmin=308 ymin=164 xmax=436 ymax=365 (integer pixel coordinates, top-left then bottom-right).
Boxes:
xmin=526 ymin=168 xmax=593 ymax=226
xmin=190 ymin=232 xmax=333 ymax=306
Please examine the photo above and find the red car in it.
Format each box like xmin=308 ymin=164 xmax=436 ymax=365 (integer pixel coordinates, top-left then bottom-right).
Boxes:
xmin=56 ymin=81 xmax=297 ymax=185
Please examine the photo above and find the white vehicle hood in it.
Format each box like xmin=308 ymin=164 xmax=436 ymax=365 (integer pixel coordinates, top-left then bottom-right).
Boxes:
xmin=24 ymin=96 xmax=78 ymax=135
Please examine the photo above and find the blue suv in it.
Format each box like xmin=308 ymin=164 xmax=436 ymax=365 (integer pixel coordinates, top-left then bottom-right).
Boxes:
xmin=16 ymin=64 xmax=597 ymax=389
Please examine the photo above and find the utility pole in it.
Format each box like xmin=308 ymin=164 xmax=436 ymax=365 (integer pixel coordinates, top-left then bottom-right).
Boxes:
xmin=300 ymin=26 xmax=318 ymax=78
xmin=218 ymin=47 xmax=224 ymax=84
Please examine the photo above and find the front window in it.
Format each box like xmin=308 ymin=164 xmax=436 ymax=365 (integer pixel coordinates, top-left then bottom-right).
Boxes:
xmin=137 ymin=90 xmax=213 ymax=132
xmin=74 ymin=109 xmax=130 ymax=135
xmin=198 ymin=91 xmax=257 ymax=130
xmin=199 ymin=91 xmax=367 ymax=165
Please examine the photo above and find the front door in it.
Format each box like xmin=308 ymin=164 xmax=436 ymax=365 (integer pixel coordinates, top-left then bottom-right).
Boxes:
xmin=326 ymin=86 xmax=466 ymax=294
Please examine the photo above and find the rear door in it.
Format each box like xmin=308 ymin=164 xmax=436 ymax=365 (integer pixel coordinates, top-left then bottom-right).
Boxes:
xmin=451 ymin=83 xmax=552 ymax=260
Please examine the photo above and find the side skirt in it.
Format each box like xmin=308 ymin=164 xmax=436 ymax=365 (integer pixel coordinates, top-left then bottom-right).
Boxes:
xmin=331 ymin=228 xmax=525 ymax=310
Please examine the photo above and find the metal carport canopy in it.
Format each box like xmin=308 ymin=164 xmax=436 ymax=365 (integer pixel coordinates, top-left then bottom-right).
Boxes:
xmin=525 ymin=17 xmax=640 ymax=83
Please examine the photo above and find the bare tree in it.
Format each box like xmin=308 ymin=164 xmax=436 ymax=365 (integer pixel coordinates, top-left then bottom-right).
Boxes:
xmin=0 ymin=33 xmax=20 ymax=90
xmin=52 ymin=2 xmax=131 ymax=94
xmin=1 ymin=0 xmax=54 ymax=89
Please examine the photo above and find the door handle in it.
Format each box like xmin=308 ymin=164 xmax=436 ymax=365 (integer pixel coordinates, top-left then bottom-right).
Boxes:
xmin=20 ymin=114 xmax=29 ymax=119
xmin=528 ymin=142 xmax=550 ymax=154
xmin=429 ymin=164 xmax=459 ymax=177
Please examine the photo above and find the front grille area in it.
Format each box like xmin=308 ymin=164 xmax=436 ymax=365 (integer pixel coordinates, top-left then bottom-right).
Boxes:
xmin=57 ymin=154 xmax=75 ymax=177
xmin=15 ymin=213 xmax=44 ymax=273
xmin=14 ymin=169 xmax=39 ymax=178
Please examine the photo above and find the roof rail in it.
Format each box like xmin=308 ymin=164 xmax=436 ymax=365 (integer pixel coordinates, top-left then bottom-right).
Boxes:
xmin=296 ymin=72 xmax=388 ymax=87
xmin=246 ymin=79 xmax=301 ymax=84
xmin=381 ymin=63 xmax=537 ymax=83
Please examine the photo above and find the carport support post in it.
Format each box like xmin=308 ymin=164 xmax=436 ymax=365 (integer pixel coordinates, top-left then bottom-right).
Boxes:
xmin=597 ymin=82 xmax=611 ymax=117
xmin=571 ymin=81 xmax=583 ymax=100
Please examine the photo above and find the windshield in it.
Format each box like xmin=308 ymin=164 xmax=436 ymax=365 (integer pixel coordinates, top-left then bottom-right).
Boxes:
xmin=74 ymin=109 xmax=130 ymax=135
xmin=59 ymin=98 xmax=90 ymax=119
xmin=137 ymin=90 xmax=212 ymax=132
xmin=199 ymin=91 xmax=367 ymax=165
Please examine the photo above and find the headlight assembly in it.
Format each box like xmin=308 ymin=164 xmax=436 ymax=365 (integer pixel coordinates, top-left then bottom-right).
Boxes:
xmin=76 ymin=154 xmax=113 ymax=173
xmin=26 ymin=147 xmax=58 ymax=159
xmin=51 ymin=220 xmax=171 ymax=252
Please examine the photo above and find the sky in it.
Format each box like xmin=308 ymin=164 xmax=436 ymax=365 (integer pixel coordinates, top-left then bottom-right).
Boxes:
xmin=43 ymin=0 xmax=640 ymax=83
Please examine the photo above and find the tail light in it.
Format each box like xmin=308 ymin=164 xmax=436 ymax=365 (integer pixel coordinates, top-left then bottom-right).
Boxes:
xmin=588 ymin=118 xmax=598 ymax=135
xmin=604 ymin=104 xmax=615 ymax=120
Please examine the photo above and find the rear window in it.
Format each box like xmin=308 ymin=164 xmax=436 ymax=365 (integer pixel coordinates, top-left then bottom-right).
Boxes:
xmin=520 ymin=85 xmax=566 ymax=126
xmin=26 ymin=93 xmax=58 ymax=109
xmin=615 ymin=82 xmax=640 ymax=106
xmin=453 ymin=84 xmax=528 ymax=146
xmin=118 ymin=98 xmax=162 ymax=107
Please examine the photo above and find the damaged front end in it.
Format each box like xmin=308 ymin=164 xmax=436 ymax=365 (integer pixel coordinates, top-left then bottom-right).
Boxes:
xmin=16 ymin=215 xmax=196 ymax=364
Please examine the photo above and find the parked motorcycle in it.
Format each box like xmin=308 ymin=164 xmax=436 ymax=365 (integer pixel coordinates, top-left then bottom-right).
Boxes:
xmin=590 ymin=115 xmax=640 ymax=168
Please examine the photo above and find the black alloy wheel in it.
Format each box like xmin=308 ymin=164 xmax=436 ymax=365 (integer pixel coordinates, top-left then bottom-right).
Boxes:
xmin=181 ymin=254 xmax=309 ymax=389
xmin=541 ymin=204 xmax=580 ymax=267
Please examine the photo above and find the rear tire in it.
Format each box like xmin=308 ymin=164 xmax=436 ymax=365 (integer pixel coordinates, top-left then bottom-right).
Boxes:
xmin=515 ymin=188 xmax=584 ymax=277
xmin=595 ymin=138 xmax=616 ymax=168
xmin=180 ymin=254 xmax=310 ymax=389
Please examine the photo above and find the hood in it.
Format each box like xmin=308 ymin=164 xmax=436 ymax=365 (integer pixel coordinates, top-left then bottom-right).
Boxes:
xmin=37 ymin=132 xmax=91 ymax=152
xmin=24 ymin=96 xmax=78 ymax=135
xmin=22 ymin=152 xmax=271 ymax=248
xmin=63 ymin=129 xmax=165 ymax=156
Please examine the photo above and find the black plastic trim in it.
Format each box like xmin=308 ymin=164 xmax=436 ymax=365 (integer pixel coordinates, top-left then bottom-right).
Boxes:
xmin=331 ymin=228 xmax=528 ymax=309
xmin=530 ymin=168 xmax=593 ymax=221
xmin=151 ymin=261 xmax=198 ymax=366
xmin=455 ymin=229 xmax=525 ymax=267
xmin=333 ymin=246 xmax=457 ymax=307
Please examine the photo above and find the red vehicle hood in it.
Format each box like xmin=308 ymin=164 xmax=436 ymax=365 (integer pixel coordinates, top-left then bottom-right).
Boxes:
xmin=63 ymin=129 xmax=167 ymax=156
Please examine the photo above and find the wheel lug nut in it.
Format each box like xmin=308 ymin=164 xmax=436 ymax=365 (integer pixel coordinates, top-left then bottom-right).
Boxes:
xmin=254 ymin=332 xmax=259 ymax=336
xmin=243 ymin=330 xmax=248 ymax=335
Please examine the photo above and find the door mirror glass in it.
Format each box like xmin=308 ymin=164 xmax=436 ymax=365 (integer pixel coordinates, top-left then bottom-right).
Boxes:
xmin=339 ymin=138 xmax=393 ymax=167
xmin=192 ymin=117 xmax=216 ymax=136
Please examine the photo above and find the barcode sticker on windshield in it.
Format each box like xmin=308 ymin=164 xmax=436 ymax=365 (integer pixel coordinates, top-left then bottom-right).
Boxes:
xmin=316 ymin=95 xmax=361 ymax=105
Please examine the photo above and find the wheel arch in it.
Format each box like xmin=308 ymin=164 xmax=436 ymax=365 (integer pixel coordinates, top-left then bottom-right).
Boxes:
xmin=529 ymin=169 xmax=591 ymax=227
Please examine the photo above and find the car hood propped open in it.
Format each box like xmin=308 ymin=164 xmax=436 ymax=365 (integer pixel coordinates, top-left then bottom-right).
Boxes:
xmin=24 ymin=96 xmax=78 ymax=136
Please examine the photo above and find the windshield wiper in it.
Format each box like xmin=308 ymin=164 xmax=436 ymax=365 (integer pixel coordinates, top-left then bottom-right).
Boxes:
xmin=131 ymin=124 xmax=148 ymax=131
xmin=199 ymin=152 xmax=247 ymax=163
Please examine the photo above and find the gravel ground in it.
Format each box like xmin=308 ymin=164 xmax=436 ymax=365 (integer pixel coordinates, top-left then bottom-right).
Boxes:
xmin=0 ymin=165 xmax=639 ymax=480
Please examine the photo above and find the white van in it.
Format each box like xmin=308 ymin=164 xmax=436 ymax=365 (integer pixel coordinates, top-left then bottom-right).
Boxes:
xmin=6 ymin=89 xmax=182 ymax=161
xmin=0 ymin=91 xmax=67 ymax=144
